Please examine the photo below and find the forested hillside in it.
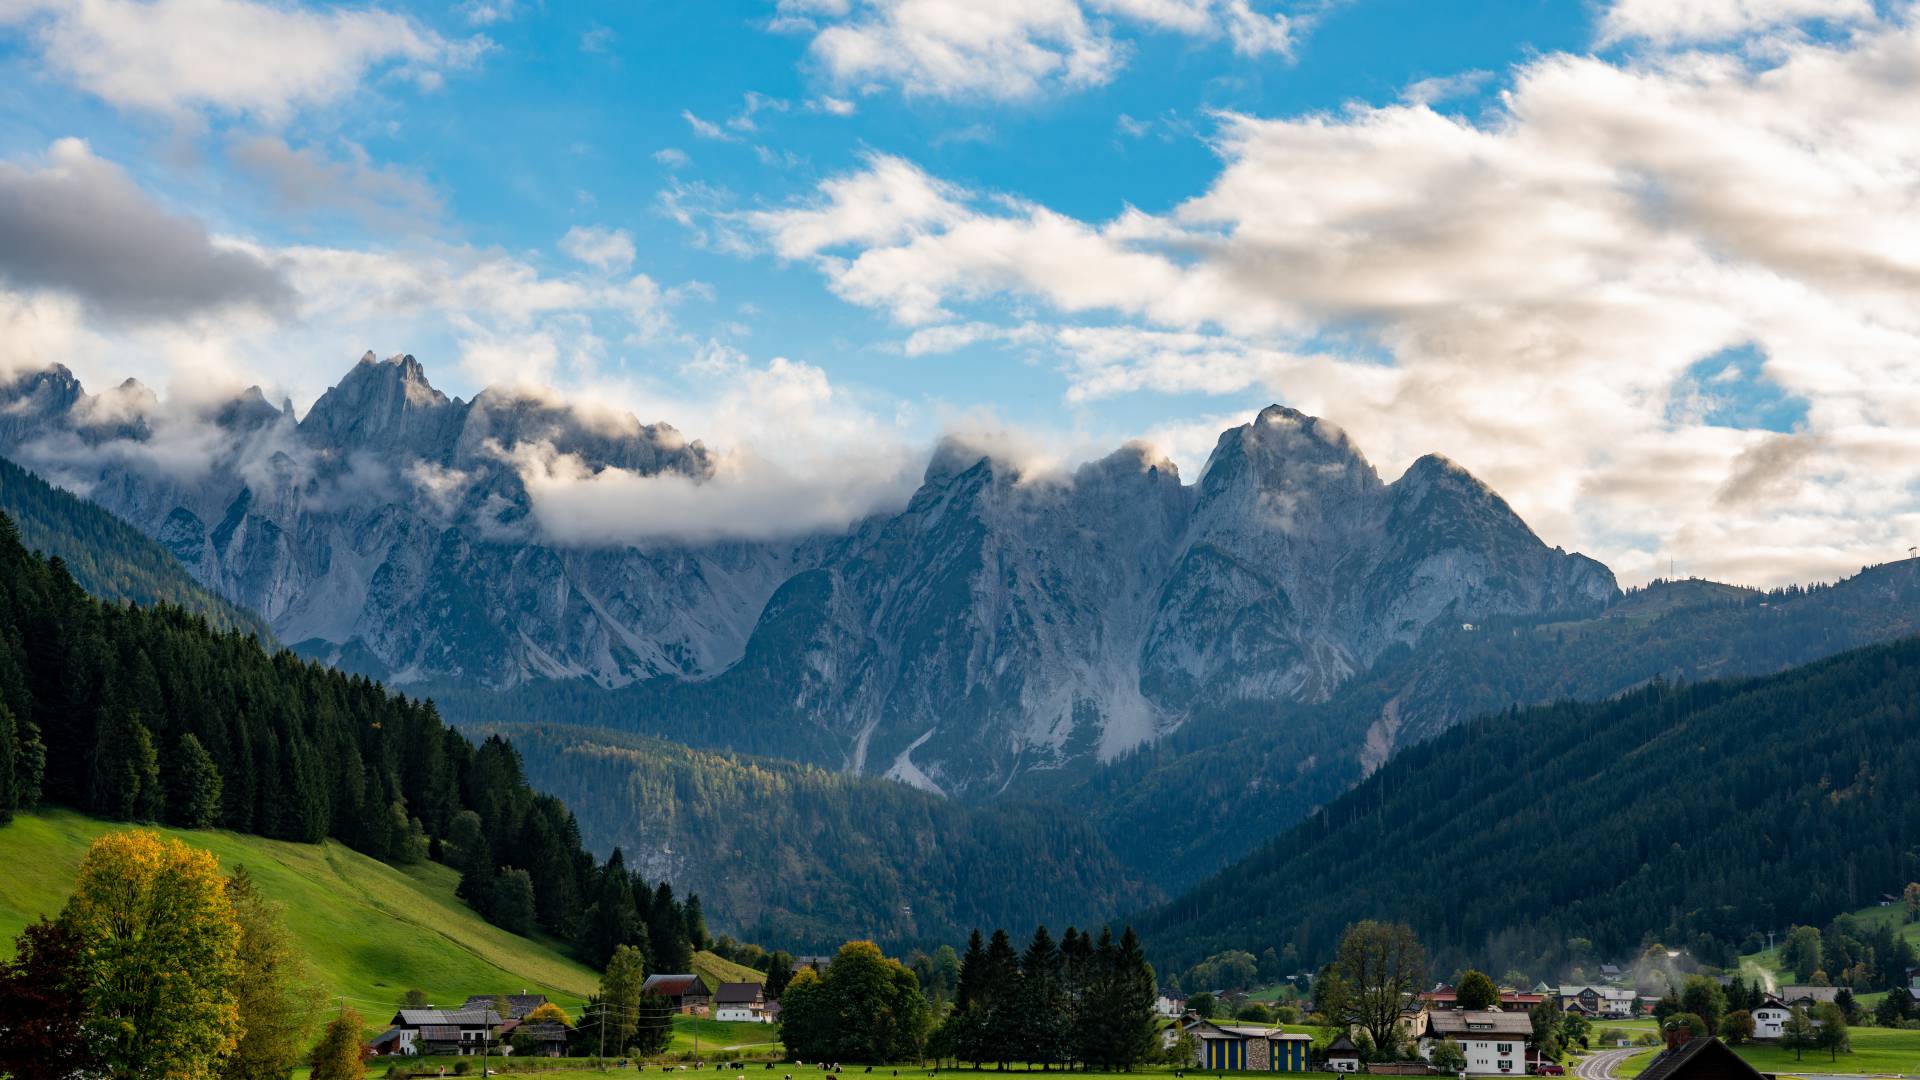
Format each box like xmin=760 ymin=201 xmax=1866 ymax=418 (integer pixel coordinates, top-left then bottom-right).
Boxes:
xmin=0 ymin=455 xmax=269 ymax=640
xmin=1065 ymin=559 xmax=1920 ymax=891
xmin=0 ymin=509 xmax=713 ymax=977
xmin=1139 ymin=632 xmax=1920 ymax=978
xmin=493 ymin=724 xmax=1161 ymax=950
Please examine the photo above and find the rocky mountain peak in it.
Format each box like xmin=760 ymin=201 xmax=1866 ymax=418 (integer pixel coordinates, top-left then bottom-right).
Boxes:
xmin=300 ymin=351 xmax=457 ymax=455
xmin=1199 ymin=404 xmax=1381 ymax=502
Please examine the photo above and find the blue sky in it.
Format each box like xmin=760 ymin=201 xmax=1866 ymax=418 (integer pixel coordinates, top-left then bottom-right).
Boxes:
xmin=0 ymin=0 xmax=1917 ymax=587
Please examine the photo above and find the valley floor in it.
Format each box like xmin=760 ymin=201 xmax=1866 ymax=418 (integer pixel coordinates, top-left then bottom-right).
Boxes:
xmin=1580 ymin=1021 xmax=1920 ymax=1077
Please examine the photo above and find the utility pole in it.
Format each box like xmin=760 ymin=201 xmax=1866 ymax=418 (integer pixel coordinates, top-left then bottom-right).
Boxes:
xmin=598 ymin=1003 xmax=607 ymax=1072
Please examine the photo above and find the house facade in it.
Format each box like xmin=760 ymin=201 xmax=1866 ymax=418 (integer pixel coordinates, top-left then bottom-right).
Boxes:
xmin=387 ymin=1008 xmax=503 ymax=1056
xmin=1188 ymin=1022 xmax=1314 ymax=1071
xmin=1156 ymin=993 xmax=1190 ymax=1018
xmin=1751 ymin=998 xmax=1792 ymax=1040
xmin=1418 ymin=1009 xmax=1533 ymax=1076
xmin=714 ymin=982 xmax=772 ymax=1023
xmin=1557 ymin=986 xmax=1637 ymax=1018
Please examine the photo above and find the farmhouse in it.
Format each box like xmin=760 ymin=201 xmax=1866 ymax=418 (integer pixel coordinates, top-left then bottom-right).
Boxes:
xmin=1417 ymin=1009 xmax=1533 ymax=1075
xmin=1187 ymin=1021 xmax=1314 ymax=1071
xmin=386 ymin=1007 xmax=503 ymax=1056
xmin=643 ymin=974 xmax=712 ymax=1015
xmin=1156 ymin=992 xmax=1190 ymax=1018
xmin=714 ymin=982 xmax=772 ymax=1023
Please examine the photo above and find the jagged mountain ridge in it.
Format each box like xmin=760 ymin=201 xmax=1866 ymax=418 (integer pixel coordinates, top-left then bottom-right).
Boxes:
xmin=0 ymin=357 xmax=1616 ymax=796
xmin=0 ymin=354 xmax=806 ymax=688
xmin=606 ymin=407 xmax=1617 ymax=797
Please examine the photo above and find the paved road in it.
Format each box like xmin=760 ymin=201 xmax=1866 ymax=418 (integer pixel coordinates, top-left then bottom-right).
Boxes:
xmin=1575 ymin=1048 xmax=1641 ymax=1080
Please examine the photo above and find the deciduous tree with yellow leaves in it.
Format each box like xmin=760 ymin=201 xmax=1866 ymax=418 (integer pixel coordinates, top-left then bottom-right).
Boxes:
xmin=61 ymin=830 xmax=243 ymax=1080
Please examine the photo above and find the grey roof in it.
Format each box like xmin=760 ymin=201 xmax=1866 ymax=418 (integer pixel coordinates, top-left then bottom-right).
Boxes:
xmin=515 ymin=1021 xmax=570 ymax=1042
xmin=714 ymin=982 xmax=765 ymax=1005
xmin=419 ymin=1026 xmax=465 ymax=1041
xmin=395 ymin=1008 xmax=501 ymax=1027
xmin=1326 ymin=1035 xmax=1361 ymax=1055
xmin=1426 ymin=1010 xmax=1533 ymax=1037
xmin=1779 ymin=986 xmax=1840 ymax=1003
xmin=643 ymin=974 xmax=707 ymax=998
xmin=1192 ymin=1022 xmax=1310 ymax=1041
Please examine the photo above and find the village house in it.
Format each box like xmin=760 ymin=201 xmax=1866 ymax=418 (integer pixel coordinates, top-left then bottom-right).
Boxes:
xmin=1323 ymin=1034 xmax=1363 ymax=1073
xmin=1751 ymin=996 xmax=1793 ymax=1040
xmin=1556 ymin=985 xmax=1637 ymax=1018
xmin=1156 ymin=992 xmax=1190 ymax=1018
xmin=643 ymin=974 xmax=712 ymax=1015
xmin=1415 ymin=1009 xmax=1533 ymax=1075
xmin=1186 ymin=1020 xmax=1314 ymax=1071
xmin=383 ymin=1007 xmax=503 ymax=1056
xmin=714 ymin=982 xmax=772 ymax=1023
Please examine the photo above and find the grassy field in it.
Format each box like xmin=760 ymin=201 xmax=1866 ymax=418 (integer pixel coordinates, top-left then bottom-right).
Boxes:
xmin=0 ymin=809 xmax=598 ymax=1027
xmin=693 ymin=951 xmax=768 ymax=991
xmin=1608 ymin=1023 xmax=1920 ymax=1076
xmin=357 ymin=1068 xmax=1340 ymax=1080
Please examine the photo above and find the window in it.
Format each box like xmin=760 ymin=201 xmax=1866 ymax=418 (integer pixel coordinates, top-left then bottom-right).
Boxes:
xmin=1498 ymin=1062 xmax=1513 ymax=1072
xmin=1497 ymin=1044 xmax=1513 ymax=1054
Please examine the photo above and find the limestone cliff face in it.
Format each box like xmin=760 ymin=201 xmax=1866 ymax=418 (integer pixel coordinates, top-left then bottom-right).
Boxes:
xmin=704 ymin=407 xmax=1615 ymax=797
xmin=1 ymin=359 xmax=1616 ymax=794
xmin=0 ymin=354 xmax=801 ymax=688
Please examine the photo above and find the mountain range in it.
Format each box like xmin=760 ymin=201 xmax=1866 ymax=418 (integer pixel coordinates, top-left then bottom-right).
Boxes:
xmin=12 ymin=352 xmax=1920 ymax=956
xmin=0 ymin=354 xmax=1616 ymax=798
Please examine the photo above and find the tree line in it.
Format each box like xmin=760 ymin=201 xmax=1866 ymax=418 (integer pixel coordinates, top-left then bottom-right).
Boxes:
xmin=0 ymin=510 xmax=712 ymax=973
xmin=926 ymin=925 xmax=1159 ymax=1070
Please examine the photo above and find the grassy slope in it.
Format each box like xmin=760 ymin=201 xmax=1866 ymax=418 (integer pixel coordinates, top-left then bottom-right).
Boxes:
xmin=693 ymin=950 xmax=766 ymax=991
xmin=0 ymin=809 xmax=597 ymax=1020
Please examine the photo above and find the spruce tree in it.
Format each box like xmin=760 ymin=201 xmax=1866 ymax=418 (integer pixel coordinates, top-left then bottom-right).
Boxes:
xmin=168 ymin=733 xmax=223 ymax=829
xmin=89 ymin=704 xmax=160 ymax=822
xmin=647 ymin=882 xmax=692 ymax=974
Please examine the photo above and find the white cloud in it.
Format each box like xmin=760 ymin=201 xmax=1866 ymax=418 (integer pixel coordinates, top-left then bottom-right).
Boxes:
xmin=0 ymin=0 xmax=489 ymax=122
xmin=654 ymin=148 xmax=690 ymax=168
xmin=682 ymin=109 xmax=737 ymax=141
xmin=748 ymin=13 xmax=1920 ymax=587
xmin=558 ymin=225 xmax=637 ymax=272
xmin=460 ymin=0 xmax=515 ymax=26
xmin=1597 ymin=0 xmax=1875 ymax=46
xmin=811 ymin=94 xmax=858 ymax=115
xmin=506 ymin=350 xmax=922 ymax=545
xmin=793 ymin=0 xmax=1303 ymax=102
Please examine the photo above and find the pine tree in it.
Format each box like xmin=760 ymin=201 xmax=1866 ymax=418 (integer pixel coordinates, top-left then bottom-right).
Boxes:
xmin=1019 ymin=925 xmax=1070 ymax=1068
xmin=684 ymin=894 xmax=709 ymax=953
xmin=168 ymin=733 xmax=223 ymax=829
xmin=491 ymin=868 xmax=538 ymax=935
xmin=578 ymin=850 xmax=640 ymax=971
xmin=955 ymin=930 xmax=988 ymax=1010
xmin=647 ymin=882 xmax=692 ymax=974
xmin=89 ymin=704 xmax=160 ymax=822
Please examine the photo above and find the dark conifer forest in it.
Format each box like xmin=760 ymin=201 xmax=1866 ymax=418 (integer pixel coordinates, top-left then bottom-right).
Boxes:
xmin=0 ymin=508 xmax=705 ymax=971
xmin=1141 ymin=633 xmax=1920 ymax=977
